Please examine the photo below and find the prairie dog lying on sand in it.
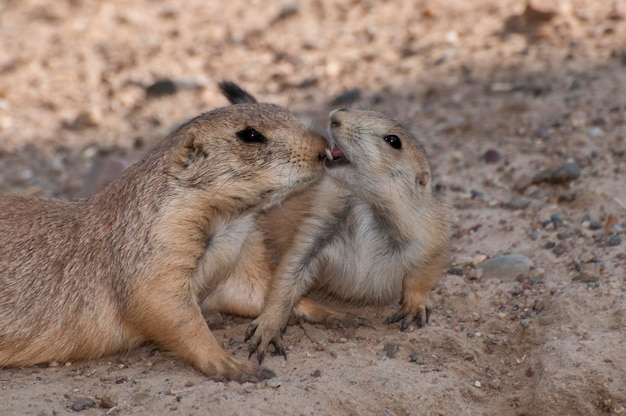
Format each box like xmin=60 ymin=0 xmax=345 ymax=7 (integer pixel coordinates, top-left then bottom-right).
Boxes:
xmin=0 ymin=97 xmax=327 ymax=382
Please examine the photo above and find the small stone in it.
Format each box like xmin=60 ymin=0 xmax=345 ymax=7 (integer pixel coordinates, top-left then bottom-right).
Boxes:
xmin=71 ymin=397 xmax=95 ymax=412
xmin=608 ymin=236 xmax=622 ymax=246
xmin=533 ymin=162 xmax=581 ymax=185
xmin=529 ymin=230 xmax=540 ymax=240
xmin=145 ymin=77 xmax=204 ymax=98
xmin=472 ymin=254 xmax=487 ymax=265
xmin=506 ymin=198 xmax=531 ymax=210
xmin=483 ymin=149 xmax=501 ymax=164
xmin=409 ymin=354 xmax=418 ymax=362
xmin=470 ymin=189 xmax=484 ymax=199
xmin=589 ymin=220 xmax=603 ymax=230
xmin=579 ymin=262 xmax=601 ymax=282
xmin=383 ymin=341 xmax=400 ymax=359
xmin=474 ymin=380 xmax=482 ymax=388
xmin=467 ymin=267 xmax=484 ymax=280
xmin=146 ymin=79 xmax=179 ymax=97
xmin=604 ymin=214 xmax=619 ymax=231
xmin=514 ymin=175 xmax=534 ymax=192
xmin=273 ymin=4 xmax=299 ymax=22
xmin=329 ymin=89 xmax=361 ymax=106
xmin=479 ymin=255 xmax=533 ymax=280
xmin=520 ymin=319 xmax=531 ymax=327
xmin=266 ymin=377 xmax=282 ymax=388
xmin=63 ymin=110 xmax=101 ymax=131
xmin=524 ymin=0 xmax=562 ymax=22
xmin=557 ymin=192 xmax=577 ymax=202
xmin=312 ymin=369 xmax=322 ymax=377
xmin=550 ymin=213 xmax=564 ymax=227
xmin=544 ymin=242 xmax=556 ymax=249
xmin=131 ymin=392 xmax=151 ymax=407
xmin=553 ymin=243 xmax=567 ymax=256
xmin=588 ymin=126 xmax=604 ymax=137
xmin=99 ymin=394 xmax=117 ymax=409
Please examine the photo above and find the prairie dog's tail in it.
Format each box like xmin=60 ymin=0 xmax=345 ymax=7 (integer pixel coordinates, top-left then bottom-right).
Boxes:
xmin=218 ymin=81 xmax=258 ymax=104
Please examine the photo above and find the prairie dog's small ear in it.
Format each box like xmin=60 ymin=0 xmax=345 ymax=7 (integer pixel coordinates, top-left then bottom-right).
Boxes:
xmin=218 ymin=81 xmax=258 ymax=104
xmin=176 ymin=132 xmax=208 ymax=169
xmin=416 ymin=171 xmax=430 ymax=188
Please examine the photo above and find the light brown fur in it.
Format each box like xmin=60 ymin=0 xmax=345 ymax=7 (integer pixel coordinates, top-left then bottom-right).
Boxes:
xmin=0 ymin=101 xmax=327 ymax=382
xmin=244 ymin=107 xmax=452 ymax=362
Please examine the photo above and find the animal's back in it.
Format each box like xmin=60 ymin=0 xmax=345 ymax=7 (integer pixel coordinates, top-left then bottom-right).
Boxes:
xmin=0 ymin=195 xmax=134 ymax=366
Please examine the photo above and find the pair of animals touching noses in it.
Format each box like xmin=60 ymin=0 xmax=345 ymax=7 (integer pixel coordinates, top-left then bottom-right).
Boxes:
xmin=0 ymin=82 xmax=451 ymax=383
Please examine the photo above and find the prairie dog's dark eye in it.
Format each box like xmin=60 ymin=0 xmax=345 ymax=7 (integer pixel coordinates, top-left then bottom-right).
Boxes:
xmin=384 ymin=134 xmax=402 ymax=149
xmin=237 ymin=128 xmax=266 ymax=143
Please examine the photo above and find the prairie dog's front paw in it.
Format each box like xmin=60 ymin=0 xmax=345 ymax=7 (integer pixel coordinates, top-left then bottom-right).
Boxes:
xmin=245 ymin=316 xmax=287 ymax=364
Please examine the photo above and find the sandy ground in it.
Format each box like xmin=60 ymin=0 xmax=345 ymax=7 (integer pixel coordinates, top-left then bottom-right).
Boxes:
xmin=0 ymin=0 xmax=625 ymax=415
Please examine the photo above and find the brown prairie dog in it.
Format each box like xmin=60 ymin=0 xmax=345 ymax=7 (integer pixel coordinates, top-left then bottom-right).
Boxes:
xmin=0 ymin=96 xmax=327 ymax=382
xmin=246 ymin=107 xmax=452 ymax=361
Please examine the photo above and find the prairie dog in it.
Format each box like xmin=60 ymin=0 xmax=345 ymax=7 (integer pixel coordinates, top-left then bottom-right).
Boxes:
xmin=0 ymin=99 xmax=327 ymax=382
xmin=246 ymin=107 xmax=452 ymax=362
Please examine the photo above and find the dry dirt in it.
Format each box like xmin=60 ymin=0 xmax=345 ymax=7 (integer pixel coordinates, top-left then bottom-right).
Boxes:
xmin=0 ymin=0 xmax=625 ymax=415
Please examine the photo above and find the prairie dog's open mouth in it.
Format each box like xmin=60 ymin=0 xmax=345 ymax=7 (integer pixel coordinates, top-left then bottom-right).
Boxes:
xmin=324 ymin=145 xmax=350 ymax=168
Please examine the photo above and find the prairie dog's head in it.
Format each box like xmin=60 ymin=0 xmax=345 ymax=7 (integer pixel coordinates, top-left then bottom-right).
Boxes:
xmin=325 ymin=108 xmax=433 ymax=198
xmin=169 ymin=101 xmax=327 ymax=210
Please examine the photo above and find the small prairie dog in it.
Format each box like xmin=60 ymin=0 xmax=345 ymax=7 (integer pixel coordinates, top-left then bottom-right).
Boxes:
xmin=246 ymin=107 xmax=452 ymax=362
xmin=0 ymin=96 xmax=327 ymax=382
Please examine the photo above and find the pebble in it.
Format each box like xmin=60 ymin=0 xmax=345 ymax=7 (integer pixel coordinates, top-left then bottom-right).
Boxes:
xmin=588 ymin=126 xmax=603 ymax=137
xmin=505 ymin=198 xmax=530 ymax=210
xmin=529 ymin=230 xmax=540 ymax=241
xmin=553 ymin=243 xmax=567 ymax=256
xmin=71 ymin=397 xmax=95 ymax=412
xmin=470 ymin=189 xmax=484 ymax=199
xmin=550 ymin=213 xmax=564 ymax=227
xmin=557 ymin=192 xmax=577 ymax=202
xmin=312 ymin=369 xmax=322 ymax=377
xmin=605 ymin=214 xmax=619 ymax=231
xmin=514 ymin=174 xmax=534 ymax=192
xmin=533 ymin=162 xmax=581 ymax=185
xmin=383 ymin=341 xmax=400 ymax=359
xmin=479 ymin=254 xmax=533 ymax=280
xmin=589 ymin=220 xmax=603 ymax=230
xmin=99 ymin=394 xmax=117 ymax=409
xmin=579 ymin=262 xmax=601 ymax=282
xmin=266 ymin=377 xmax=282 ymax=388
xmin=409 ymin=354 xmax=419 ymax=362
xmin=472 ymin=254 xmax=487 ymax=265
xmin=145 ymin=77 xmax=204 ymax=98
xmin=329 ymin=89 xmax=361 ymax=106
xmin=587 ymin=282 xmax=601 ymax=288
xmin=483 ymin=149 xmax=501 ymax=164
xmin=131 ymin=392 xmax=151 ymax=406
xmin=467 ymin=267 xmax=484 ymax=280
xmin=608 ymin=236 xmax=622 ymax=246
xmin=63 ymin=110 xmax=101 ymax=131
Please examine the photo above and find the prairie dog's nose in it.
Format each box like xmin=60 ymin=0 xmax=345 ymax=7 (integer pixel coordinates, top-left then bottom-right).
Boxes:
xmin=329 ymin=108 xmax=348 ymax=128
